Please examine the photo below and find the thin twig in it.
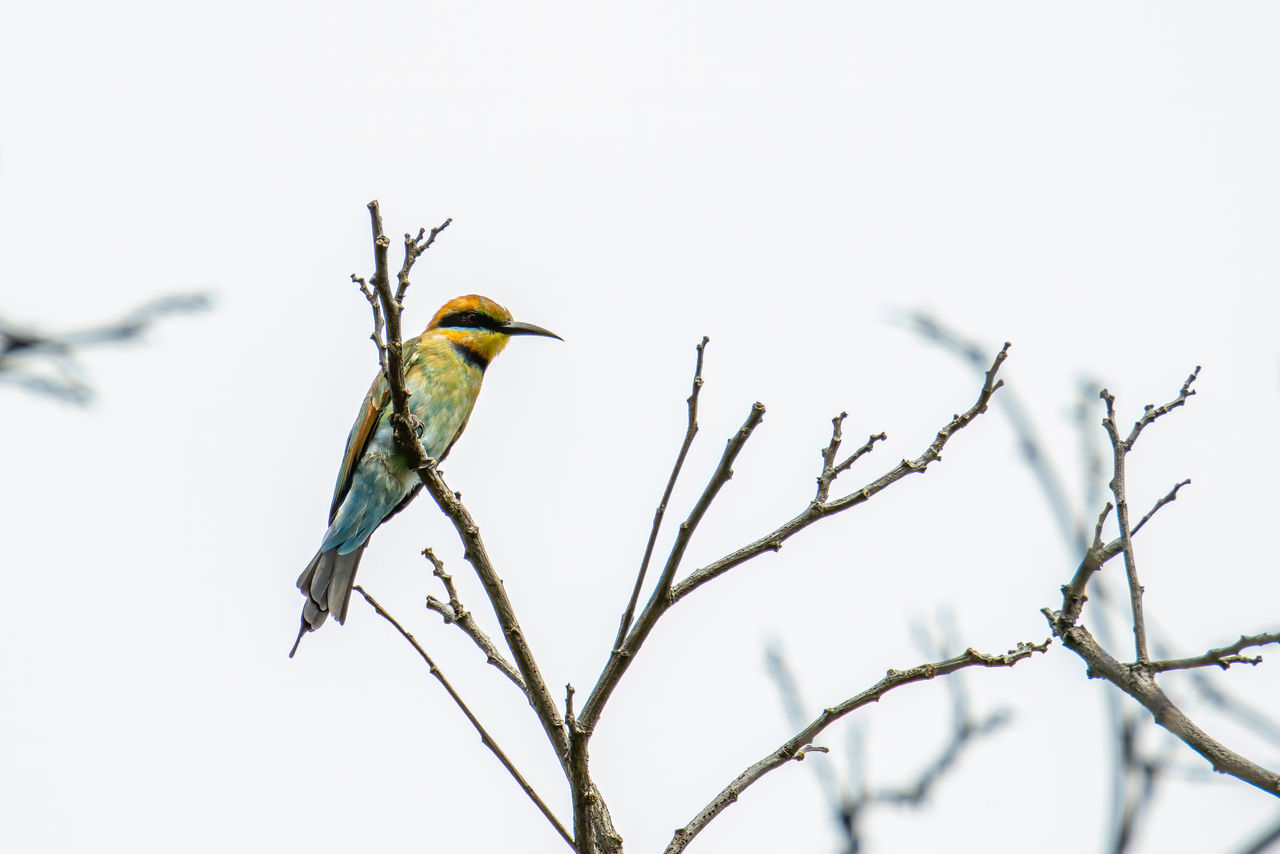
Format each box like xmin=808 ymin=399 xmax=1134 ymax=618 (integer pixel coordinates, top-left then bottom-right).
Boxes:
xmin=414 ymin=464 xmax=571 ymax=759
xmin=422 ymin=548 xmax=526 ymax=691
xmin=905 ymin=312 xmax=1081 ymax=548
xmin=815 ymin=411 xmax=887 ymax=504
xmin=580 ymin=402 xmax=767 ymax=733
xmin=353 ymin=586 xmax=573 ymax=849
xmin=613 ymin=336 xmax=709 ymax=651
xmin=1130 ymin=479 xmax=1191 ymax=537
xmin=767 ymin=620 xmax=1010 ymax=846
xmin=1145 ymin=633 xmax=1280 ymax=673
xmin=351 ymin=273 xmax=389 ymax=380
xmin=673 ymin=343 xmax=1011 ymax=603
xmin=1100 ymin=369 xmax=1200 ymax=665
xmin=664 ymin=641 xmax=1049 ymax=853
xmin=396 ymin=220 xmax=452 ymax=303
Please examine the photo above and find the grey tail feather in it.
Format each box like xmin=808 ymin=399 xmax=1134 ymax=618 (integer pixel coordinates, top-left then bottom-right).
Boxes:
xmin=289 ymin=618 xmax=308 ymax=658
xmin=288 ymin=544 xmax=368 ymax=658
xmin=329 ymin=547 xmax=366 ymax=624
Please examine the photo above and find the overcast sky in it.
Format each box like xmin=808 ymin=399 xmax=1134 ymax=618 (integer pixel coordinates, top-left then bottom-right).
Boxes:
xmin=3 ymin=3 xmax=1279 ymax=853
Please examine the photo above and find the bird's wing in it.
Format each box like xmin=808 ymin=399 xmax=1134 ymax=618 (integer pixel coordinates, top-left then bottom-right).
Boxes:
xmin=328 ymin=370 xmax=389 ymax=524
xmin=327 ymin=337 xmax=424 ymax=523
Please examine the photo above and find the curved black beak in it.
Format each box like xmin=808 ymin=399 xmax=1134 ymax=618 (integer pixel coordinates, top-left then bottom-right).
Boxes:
xmin=500 ymin=320 xmax=563 ymax=341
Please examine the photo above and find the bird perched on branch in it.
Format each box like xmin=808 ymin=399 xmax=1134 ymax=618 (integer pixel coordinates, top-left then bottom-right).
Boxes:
xmin=291 ymin=294 xmax=560 ymax=657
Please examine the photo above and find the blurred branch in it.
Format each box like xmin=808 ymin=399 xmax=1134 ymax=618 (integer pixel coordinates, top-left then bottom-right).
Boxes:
xmin=905 ymin=312 xmax=1237 ymax=853
xmin=765 ymin=644 xmax=860 ymax=853
xmin=1236 ymin=812 xmax=1280 ymax=854
xmin=1187 ymin=673 xmax=1280 ymax=749
xmin=766 ymin=619 xmax=1012 ymax=854
xmin=0 ymin=292 xmax=210 ymax=403
xmin=667 ymin=641 xmax=1048 ymax=854
xmin=902 ymin=312 xmax=1081 ymax=544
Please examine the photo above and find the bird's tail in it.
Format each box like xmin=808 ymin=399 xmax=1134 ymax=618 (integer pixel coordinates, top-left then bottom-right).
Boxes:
xmin=289 ymin=544 xmax=368 ymax=658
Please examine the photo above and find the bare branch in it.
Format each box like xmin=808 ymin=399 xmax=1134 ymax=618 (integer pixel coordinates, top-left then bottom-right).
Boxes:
xmin=353 ymin=586 xmax=573 ymax=849
xmin=1100 ymin=369 xmax=1200 ymax=665
xmin=905 ymin=312 xmax=1083 ymax=549
xmin=565 ymin=684 xmax=595 ymax=854
xmin=351 ymin=273 xmax=389 ymax=380
xmin=613 ymin=336 xmax=709 ymax=651
xmin=1130 ymin=479 xmax=1191 ymax=537
xmin=1046 ymin=368 xmax=1280 ymax=798
xmin=396 ymin=219 xmax=452 ymax=303
xmin=1047 ymin=481 xmax=1191 ymax=638
xmin=905 ymin=315 xmax=1151 ymax=849
xmin=580 ymin=402 xmax=766 ymax=733
xmin=422 ymin=548 xmax=526 ymax=692
xmin=361 ymin=201 xmax=570 ymax=769
xmin=581 ymin=343 xmax=1009 ymax=744
xmin=1050 ymin=621 xmax=1280 ymax=797
xmin=360 ymin=203 xmax=624 ymax=852
xmin=815 ymin=411 xmax=887 ymax=504
xmin=674 ymin=342 xmax=1011 ymax=603
xmin=1124 ymin=366 xmax=1200 ymax=447
xmin=767 ymin=621 xmax=1010 ymax=850
xmin=415 ymin=464 xmax=572 ymax=758
xmin=1145 ymin=633 xmax=1280 ymax=674
xmin=1051 ymin=503 xmax=1118 ymax=631
xmin=664 ymin=641 xmax=1048 ymax=853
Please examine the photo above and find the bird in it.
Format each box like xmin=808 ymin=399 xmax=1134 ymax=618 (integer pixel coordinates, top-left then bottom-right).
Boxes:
xmin=290 ymin=294 xmax=560 ymax=657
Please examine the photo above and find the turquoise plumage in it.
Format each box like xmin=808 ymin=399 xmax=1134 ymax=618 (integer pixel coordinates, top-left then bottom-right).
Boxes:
xmin=291 ymin=295 xmax=559 ymax=657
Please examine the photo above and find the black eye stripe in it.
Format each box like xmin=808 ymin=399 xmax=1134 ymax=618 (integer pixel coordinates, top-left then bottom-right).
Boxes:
xmin=439 ymin=311 xmax=503 ymax=331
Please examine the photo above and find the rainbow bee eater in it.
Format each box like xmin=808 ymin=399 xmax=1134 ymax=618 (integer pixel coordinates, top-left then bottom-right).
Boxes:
xmin=291 ymin=294 xmax=560 ymax=657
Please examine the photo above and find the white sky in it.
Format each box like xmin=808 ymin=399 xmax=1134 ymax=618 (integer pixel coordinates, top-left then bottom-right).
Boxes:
xmin=2 ymin=3 xmax=1278 ymax=853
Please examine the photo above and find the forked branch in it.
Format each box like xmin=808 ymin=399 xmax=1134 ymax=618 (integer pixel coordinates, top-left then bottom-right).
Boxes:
xmin=422 ymin=548 xmax=526 ymax=692
xmin=1046 ymin=369 xmax=1280 ymax=798
xmin=580 ymin=343 xmax=1010 ymax=739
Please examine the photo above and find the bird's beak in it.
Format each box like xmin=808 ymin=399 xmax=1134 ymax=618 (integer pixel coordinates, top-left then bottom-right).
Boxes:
xmin=500 ymin=320 xmax=563 ymax=341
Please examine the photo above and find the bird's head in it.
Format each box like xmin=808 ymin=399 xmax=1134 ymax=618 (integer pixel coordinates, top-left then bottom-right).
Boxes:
xmin=426 ymin=295 xmax=561 ymax=368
